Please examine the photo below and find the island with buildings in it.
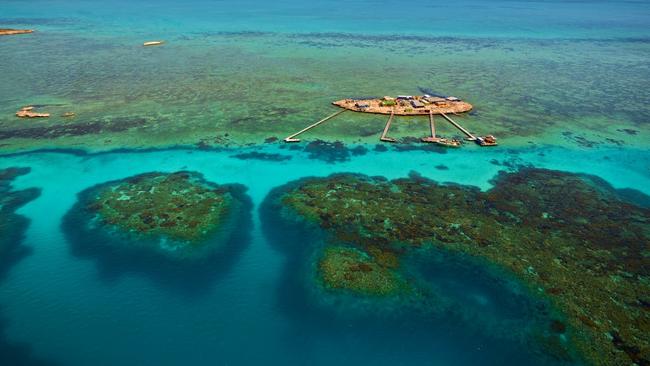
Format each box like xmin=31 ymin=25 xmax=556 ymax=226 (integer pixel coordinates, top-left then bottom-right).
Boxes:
xmin=285 ymin=94 xmax=497 ymax=147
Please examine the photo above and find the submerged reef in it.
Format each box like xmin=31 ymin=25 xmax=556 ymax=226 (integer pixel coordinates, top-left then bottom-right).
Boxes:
xmin=230 ymin=151 xmax=292 ymax=162
xmin=319 ymin=246 xmax=406 ymax=296
xmin=0 ymin=167 xmax=40 ymax=281
xmin=63 ymin=171 xmax=252 ymax=289
xmin=273 ymin=168 xmax=649 ymax=366
xmin=90 ymin=171 xmax=232 ymax=244
xmin=67 ymin=171 xmax=248 ymax=257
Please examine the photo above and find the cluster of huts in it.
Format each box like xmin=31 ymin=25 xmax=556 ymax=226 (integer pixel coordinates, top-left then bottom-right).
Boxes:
xmin=392 ymin=95 xmax=461 ymax=109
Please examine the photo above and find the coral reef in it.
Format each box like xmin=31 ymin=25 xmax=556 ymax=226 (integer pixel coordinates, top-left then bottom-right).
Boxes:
xmin=277 ymin=168 xmax=649 ymax=366
xmin=0 ymin=167 xmax=40 ymax=280
xmin=303 ymin=140 xmax=351 ymax=163
xmin=319 ymin=246 xmax=405 ymax=296
xmin=230 ymin=151 xmax=291 ymax=161
xmin=69 ymin=171 xmax=249 ymax=261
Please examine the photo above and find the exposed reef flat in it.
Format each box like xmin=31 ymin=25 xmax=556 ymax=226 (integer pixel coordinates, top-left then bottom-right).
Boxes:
xmin=64 ymin=171 xmax=251 ymax=262
xmin=0 ymin=29 xmax=34 ymax=36
xmin=0 ymin=167 xmax=40 ymax=280
xmin=274 ymin=169 xmax=649 ymax=366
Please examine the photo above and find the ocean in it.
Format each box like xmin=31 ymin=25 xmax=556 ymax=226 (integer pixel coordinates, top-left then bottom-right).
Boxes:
xmin=0 ymin=1 xmax=648 ymax=365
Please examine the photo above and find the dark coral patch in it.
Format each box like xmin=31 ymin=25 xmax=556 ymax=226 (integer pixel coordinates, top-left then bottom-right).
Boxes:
xmin=373 ymin=144 xmax=388 ymax=152
xmin=303 ymin=140 xmax=350 ymax=163
xmin=0 ymin=167 xmax=40 ymax=281
xmin=0 ymin=117 xmax=147 ymax=140
xmin=350 ymin=145 xmax=368 ymax=156
xmin=319 ymin=246 xmax=406 ymax=295
xmin=230 ymin=151 xmax=292 ymax=162
xmin=273 ymin=168 xmax=649 ymax=366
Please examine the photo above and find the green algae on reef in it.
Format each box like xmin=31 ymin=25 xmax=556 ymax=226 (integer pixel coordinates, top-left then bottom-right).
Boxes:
xmin=277 ymin=169 xmax=650 ymax=366
xmin=92 ymin=172 xmax=230 ymax=243
xmin=68 ymin=171 xmax=248 ymax=261
xmin=319 ymin=246 xmax=406 ymax=296
xmin=0 ymin=167 xmax=40 ymax=280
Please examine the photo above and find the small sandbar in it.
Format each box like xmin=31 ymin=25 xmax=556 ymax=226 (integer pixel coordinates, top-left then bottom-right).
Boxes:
xmin=0 ymin=29 xmax=34 ymax=36
xmin=15 ymin=106 xmax=50 ymax=118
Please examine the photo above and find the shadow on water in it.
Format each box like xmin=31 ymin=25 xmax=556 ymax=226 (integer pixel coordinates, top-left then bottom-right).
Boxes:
xmin=0 ymin=210 xmax=36 ymax=284
xmin=0 ymin=168 xmax=41 ymax=282
xmin=259 ymin=176 xmax=576 ymax=366
xmin=61 ymin=180 xmax=253 ymax=297
xmin=0 ymin=306 xmax=62 ymax=366
xmin=0 ymin=168 xmax=60 ymax=365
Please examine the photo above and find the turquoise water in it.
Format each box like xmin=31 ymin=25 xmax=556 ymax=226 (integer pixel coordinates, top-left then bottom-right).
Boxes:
xmin=1 ymin=0 xmax=649 ymax=365
xmin=0 ymin=146 xmax=648 ymax=365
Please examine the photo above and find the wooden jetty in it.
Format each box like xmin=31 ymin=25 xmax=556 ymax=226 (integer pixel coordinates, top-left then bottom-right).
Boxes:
xmin=380 ymin=110 xmax=397 ymax=142
xmin=440 ymin=112 xmax=498 ymax=146
xmin=440 ymin=112 xmax=476 ymax=141
xmin=284 ymin=109 xmax=347 ymax=142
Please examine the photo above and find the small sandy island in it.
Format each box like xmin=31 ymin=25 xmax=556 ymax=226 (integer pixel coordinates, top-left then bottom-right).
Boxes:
xmin=0 ymin=29 xmax=34 ymax=36
xmin=16 ymin=106 xmax=49 ymax=118
xmin=333 ymin=95 xmax=472 ymax=116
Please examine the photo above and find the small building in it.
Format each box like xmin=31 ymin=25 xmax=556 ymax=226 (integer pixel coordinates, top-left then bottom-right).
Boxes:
xmin=382 ymin=96 xmax=395 ymax=101
xmin=396 ymin=95 xmax=414 ymax=100
xmin=355 ymin=102 xmax=370 ymax=108
xmin=425 ymin=97 xmax=447 ymax=103
xmin=446 ymin=96 xmax=461 ymax=102
xmin=410 ymin=100 xmax=425 ymax=108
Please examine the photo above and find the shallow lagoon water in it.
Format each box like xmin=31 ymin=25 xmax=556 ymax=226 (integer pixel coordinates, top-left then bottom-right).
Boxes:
xmin=1 ymin=1 xmax=650 ymax=151
xmin=1 ymin=0 xmax=649 ymax=364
